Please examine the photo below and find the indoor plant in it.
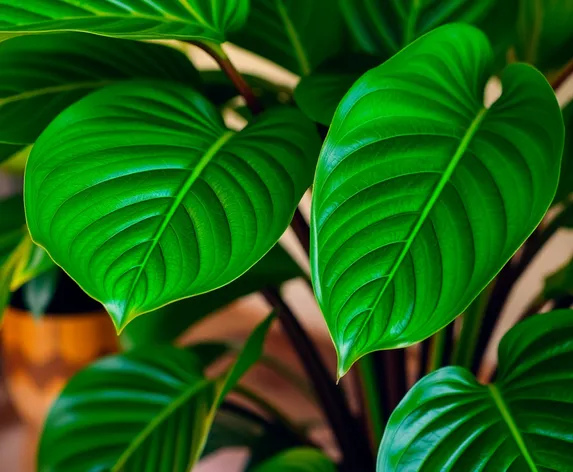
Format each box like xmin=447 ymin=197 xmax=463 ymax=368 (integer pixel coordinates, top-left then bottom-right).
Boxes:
xmin=0 ymin=0 xmax=572 ymax=471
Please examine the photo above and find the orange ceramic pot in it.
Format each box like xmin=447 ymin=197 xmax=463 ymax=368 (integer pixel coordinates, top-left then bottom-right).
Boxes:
xmin=1 ymin=306 xmax=117 ymax=427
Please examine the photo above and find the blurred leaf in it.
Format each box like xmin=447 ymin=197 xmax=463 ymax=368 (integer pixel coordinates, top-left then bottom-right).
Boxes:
xmin=378 ymin=310 xmax=573 ymax=471
xmin=253 ymin=448 xmax=337 ymax=471
xmin=544 ymin=256 xmax=573 ymax=300
xmin=554 ymin=102 xmax=573 ymax=204
xmin=23 ymin=266 xmax=61 ymax=318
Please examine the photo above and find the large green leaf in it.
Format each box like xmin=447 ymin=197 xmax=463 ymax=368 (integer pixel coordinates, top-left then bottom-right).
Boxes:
xmin=294 ymin=54 xmax=380 ymax=125
xmin=554 ymin=102 xmax=573 ymax=204
xmin=230 ymin=0 xmax=344 ymax=75
xmin=340 ymin=0 xmax=517 ymax=60
xmin=378 ymin=309 xmax=573 ymax=471
xmin=0 ymin=0 xmax=248 ymax=42
xmin=25 ymin=81 xmax=319 ymax=331
xmin=0 ymin=33 xmax=200 ymax=164
xmin=253 ymin=448 xmax=337 ymax=472
xmin=122 ymin=244 xmax=302 ymax=348
xmin=39 ymin=314 xmax=274 ymax=471
xmin=516 ymin=0 xmax=573 ymax=72
xmin=310 ymin=24 xmax=564 ymax=376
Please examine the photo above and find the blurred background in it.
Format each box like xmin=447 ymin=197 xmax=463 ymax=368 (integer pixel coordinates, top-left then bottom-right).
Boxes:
xmin=1 ymin=37 xmax=572 ymax=472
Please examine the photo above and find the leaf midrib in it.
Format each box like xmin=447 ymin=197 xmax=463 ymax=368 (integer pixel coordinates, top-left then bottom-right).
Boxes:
xmin=487 ymin=383 xmax=539 ymax=472
xmin=354 ymin=107 xmax=488 ymax=345
xmin=120 ymin=129 xmax=236 ymax=325
xmin=275 ymin=0 xmax=311 ymax=75
xmin=112 ymin=377 xmax=211 ymax=471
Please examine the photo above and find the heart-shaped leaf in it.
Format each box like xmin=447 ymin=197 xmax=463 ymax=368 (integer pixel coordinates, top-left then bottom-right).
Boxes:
xmin=25 ymin=81 xmax=319 ymax=330
xmin=253 ymin=448 xmax=337 ymax=472
xmin=341 ymin=0 xmax=518 ymax=61
xmin=0 ymin=33 xmax=200 ymax=163
xmin=39 ymin=313 xmax=274 ymax=471
xmin=311 ymin=24 xmax=564 ymax=376
xmin=121 ymin=244 xmax=302 ymax=348
xmin=0 ymin=0 xmax=248 ymax=42
xmin=230 ymin=0 xmax=344 ymax=75
xmin=378 ymin=309 xmax=573 ymax=471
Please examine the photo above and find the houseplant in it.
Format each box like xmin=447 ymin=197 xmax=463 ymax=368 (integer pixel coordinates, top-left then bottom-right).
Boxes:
xmin=0 ymin=0 xmax=572 ymax=470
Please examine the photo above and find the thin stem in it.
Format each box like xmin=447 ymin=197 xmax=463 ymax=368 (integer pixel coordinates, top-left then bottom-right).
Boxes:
xmin=551 ymin=59 xmax=573 ymax=91
xmin=191 ymin=40 xmax=263 ymax=116
xmin=427 ymin=328 xmax=446 ymax=373
xmin=357 ymin=356 xmax=385 ymax=450
xmin=417 ymin=339 xmax=431 ymax=381
xmin=290 ymin=208 xmax=311 ymax=254
xmin=373 ymin=349 xmax=407 ymax=415
xmin=453 ymin=286 xmax=491 ymax=369
xmin=261 ymin=286 xmax=374 ymax=470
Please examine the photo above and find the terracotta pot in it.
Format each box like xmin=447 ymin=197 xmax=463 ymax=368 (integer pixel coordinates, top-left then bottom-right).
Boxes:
xmin=1 ymin=306 xmax=117 ymax=427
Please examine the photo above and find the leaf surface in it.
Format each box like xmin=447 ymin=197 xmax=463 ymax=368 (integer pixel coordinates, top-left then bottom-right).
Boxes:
xmin=253 ymin=448 xmax=337 ymax=472
xmin=25 ymin=81 xmax=319 ymax=330
xmin=0 ymin=33 xmax=200 ymax=163
xmin=311 ymin=24 xmax=564 ymax=376
xmin=0 ymin=0 xmax=248 ymax=42
xmin=378 ymin=309 xmax=573 ymax=471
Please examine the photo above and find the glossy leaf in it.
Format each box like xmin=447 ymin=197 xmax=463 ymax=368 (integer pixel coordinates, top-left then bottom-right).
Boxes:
xmin=554 ymin=102 xmax=573 ymax=204
xmin=341 ymin=0 xmax=517 ymax=60
xmin=0 ymin=33 xmax=200 ymax=163
xmin=311 ymin=24 xmax=564 ymax=376
xmin=294 ymin=54 xmax=379 ymax=125
xmin=0 ymin=0 xmax=248 ymax=42
xmin=230 ymin=0 xmax=344 ymax=75
xmin=378 ymin=309 xmax=573 ymax=471
xmin=25 ymin=81 xmax=319 ymax=330
xmin=39 ymin=314 xmax=273 ymax=471
xmin=516 ymin=0 xmax=573 ymax=72
xmin=253 ymin=448 xmax=337 ymax=472
xmin=122 ymin=244 xmax=302 ymax=348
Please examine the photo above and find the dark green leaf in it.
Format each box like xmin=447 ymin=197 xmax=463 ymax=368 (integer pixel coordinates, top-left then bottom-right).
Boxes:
xmin=341 ymin=0 xmax=518 ymax=60
xmin=0 ymin=0 xmax=248 ymax=42
xmin=230 ymin=0 xmax=344 ymax=75
xmin=23 ymin=267 xmax=61 ymax=318
xmin=554 ymin=102 xmax=573 ymax=204
xmin=0 ymin=194 xmax=26 ymax=266
xmin=311 ymin=24 xmax=564 ymax=376
xmin=253 ymin=448 xmax=337 ymax=471
xmin=0 ymin=34 xmax=200 ymax=163
xmin=294 ymin=54 xmax=380 ymax=125
xmin=378 ymin=309 xmax=573 ymax=471
xmin=25 ymin=81 xmax=319 ymax=331
xmin=39 ymin=314 xmax=273 ymax=471
xmin=122 ymin=244 xmax=302 ymax=348
xmin=544 ymin=257 xmax=573 ymax=300
xmin=516 ymin=0 xmax=573 ymax=72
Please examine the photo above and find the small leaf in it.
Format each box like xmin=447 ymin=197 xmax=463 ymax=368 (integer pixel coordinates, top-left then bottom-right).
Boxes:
xmin=0 ymin=0 xmax=248 ymax=42
xmin=0 ymin=33 xmax=201 ymax=163
xmin=25 ymin=81 xmax=319 ymax=330
xmin=253 ymin=448 xmax=337 ymax=472
xmin=39 ymin=314 xmax=274 ymax=471
xmin=341 ymin=0 xmax=518 ymax=61
xmin=311 ymin=24 xmax=564 ymax=376
xmin=294 ymin=54 xmax=380 ymax=125
xmin=516 ymin=0 xmax=573 ymax=72
xmin=121 ymin=244 xmax=302 ymax=348
xmin=378 ymin=309 xmax=573 ymax=471
xmin=230 ymin=0 xmax=344 ymax=75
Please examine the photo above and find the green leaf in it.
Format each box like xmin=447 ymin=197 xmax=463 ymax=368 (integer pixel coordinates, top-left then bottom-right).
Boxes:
xmin=516 ymin=0 xmax=573 ymax=72
xmin=25 ymin=81 xmax=319 ymax=331
xmin=341 ymin=0 xmax=518 ymax=60
xmin=253 ymin=448 xmax=337 ymax=472
xmin=0 ymin=0 xmax=248 ymax=42
xmin=39 ymin=313 xmax=274 ymax=471
xmin=294 ymin=54 xmax=380 ymax=125
xmin=121 ymin=244 xmax=302 ymax=348
xmin=554 ymin=102 xmax=573 ymax=204
xmin=230 ymin=0 xmax=344 ymax=75
xmin=0 ymin=33 xmax=200 ymax=164
xmin=378 ymin=309 xmax=573 ymax=471
xmin=544 ymin=256 xmax=573 ymax=300
xmin=23 ymin=266 xmax=61 ymax=318
xmin=310 ymin=24 xmax=564 ymax=376
xmin=0 ymin=194 xmax=26 ymax=266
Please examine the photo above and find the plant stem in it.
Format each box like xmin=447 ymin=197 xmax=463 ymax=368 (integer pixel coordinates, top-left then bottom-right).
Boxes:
xmin=291 ymin=208 xmax=311 ymax=254
xmin=427 ymin=328 xmax=446 ymax=373
xmin=551 ymin=59 xmax=573 ymax=91
xmin=453 ymin=286 xmax=491 ymax=369
xmin=357 ymin=356 xmax=385 ymax=450
xmin=191 ymin=40 xmax=263 ymax=116
xmin=261 ymin=286 xmax=374 ymax=471
xmin=373 ymin=349 xmax=407 ymax=416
